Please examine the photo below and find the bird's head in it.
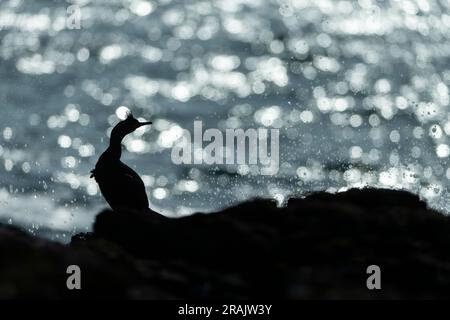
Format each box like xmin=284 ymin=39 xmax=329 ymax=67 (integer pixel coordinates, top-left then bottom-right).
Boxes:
xmin=111 ymin=112 xmax=152 ymax=140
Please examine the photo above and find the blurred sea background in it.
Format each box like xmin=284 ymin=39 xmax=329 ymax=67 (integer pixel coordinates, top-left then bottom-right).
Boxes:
xmin=1 ymin=0 xmax=450 ymax=241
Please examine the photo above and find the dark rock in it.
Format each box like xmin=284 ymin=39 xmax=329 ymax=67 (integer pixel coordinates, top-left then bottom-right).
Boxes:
xmin=2 ymin=188 xmax=450 ymax=299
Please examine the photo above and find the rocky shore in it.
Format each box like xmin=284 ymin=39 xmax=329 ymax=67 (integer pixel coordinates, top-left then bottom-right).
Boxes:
xmin=1 ymin=188 xmax=450 ymax=299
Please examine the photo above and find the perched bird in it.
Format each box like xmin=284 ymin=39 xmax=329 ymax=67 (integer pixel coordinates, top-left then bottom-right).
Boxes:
xmin=91 ymin=113 xmax=152 ymax=211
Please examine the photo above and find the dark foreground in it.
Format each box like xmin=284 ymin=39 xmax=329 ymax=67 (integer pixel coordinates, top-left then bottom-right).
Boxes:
xmin=1 ymin=188 xmax=450 ymax=299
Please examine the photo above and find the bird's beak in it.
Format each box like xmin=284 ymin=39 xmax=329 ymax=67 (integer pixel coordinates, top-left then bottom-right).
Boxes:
xmin=137 ymin=121 xmax=152 ymax=127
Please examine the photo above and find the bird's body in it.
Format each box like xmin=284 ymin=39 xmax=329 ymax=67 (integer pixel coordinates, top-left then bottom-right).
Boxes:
xmin=92 ymin=153 xmax=149 ymax=211
xmin=91 ymin=114 xmax=152 ymax=211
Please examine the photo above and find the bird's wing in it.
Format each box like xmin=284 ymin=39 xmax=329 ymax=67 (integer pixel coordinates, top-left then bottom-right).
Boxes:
xmin=118 ymin=162 xmax=149 ymax=208
xmin=119 ymin=162 xmax=145 ymax=184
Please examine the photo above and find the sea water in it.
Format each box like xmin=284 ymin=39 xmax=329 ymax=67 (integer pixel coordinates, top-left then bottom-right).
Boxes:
xmin=1 ymin=0 xmax=450 ymax=241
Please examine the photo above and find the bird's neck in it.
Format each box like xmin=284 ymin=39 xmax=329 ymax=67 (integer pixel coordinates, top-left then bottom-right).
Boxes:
xmin=107 ymin=133 xmax=125 ymax=160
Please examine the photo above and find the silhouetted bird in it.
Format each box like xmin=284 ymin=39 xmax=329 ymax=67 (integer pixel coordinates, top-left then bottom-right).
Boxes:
xmin=91 ymin=113 xmax=152 ymax=211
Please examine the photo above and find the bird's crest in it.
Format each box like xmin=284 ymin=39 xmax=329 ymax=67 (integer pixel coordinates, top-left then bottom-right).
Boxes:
xmin=125 ymin=110 xmax=134 ymax=119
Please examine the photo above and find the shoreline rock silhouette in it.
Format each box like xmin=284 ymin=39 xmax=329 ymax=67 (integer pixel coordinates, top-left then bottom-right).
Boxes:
xmin=1 ymin=188 xmax=450 ymax=299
